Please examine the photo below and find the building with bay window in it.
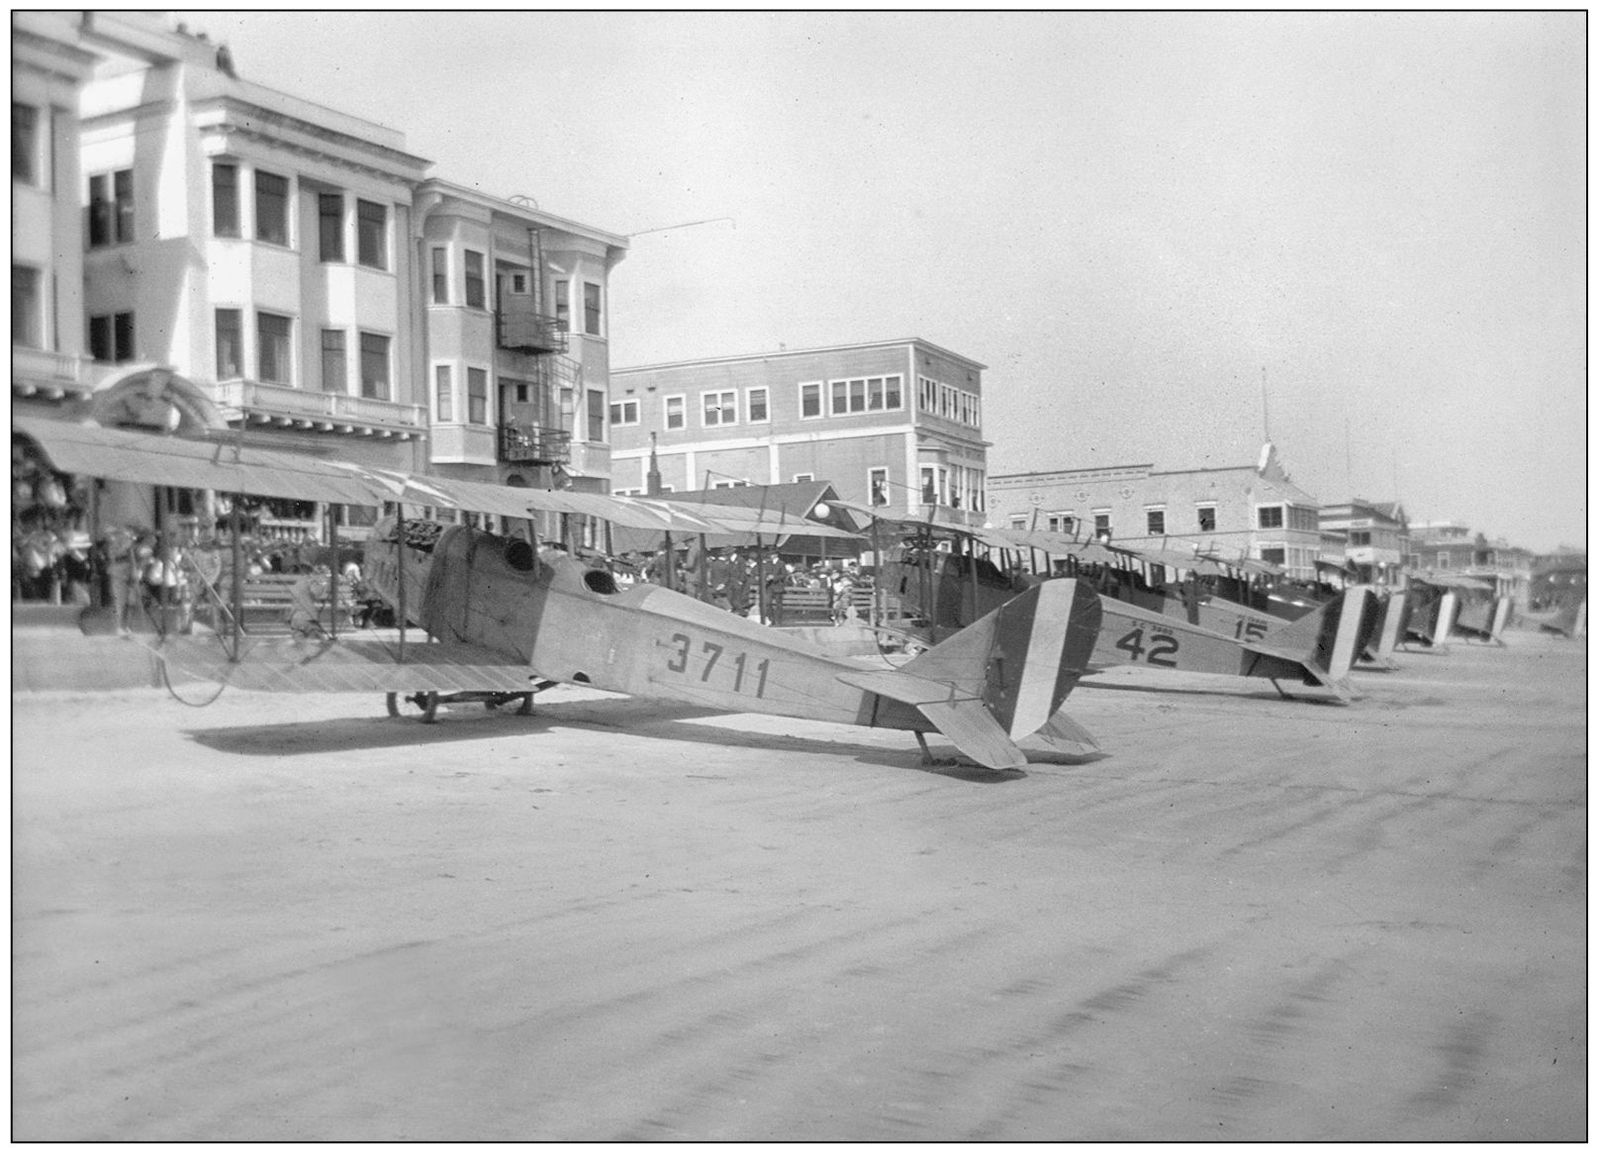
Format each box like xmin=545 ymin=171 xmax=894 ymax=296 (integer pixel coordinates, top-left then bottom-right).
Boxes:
xmin=609 ymin=338 xmax=990 ymax=528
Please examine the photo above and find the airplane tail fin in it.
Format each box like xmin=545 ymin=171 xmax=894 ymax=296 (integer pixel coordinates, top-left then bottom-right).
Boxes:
xmin=1256 ymin=586 xmax=1368 ymax=689
xmin=838 ymin=578 xmax=1102 ymax=769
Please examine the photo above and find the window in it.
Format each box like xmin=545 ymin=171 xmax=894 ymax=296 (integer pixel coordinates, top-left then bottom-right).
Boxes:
xmin=11 ymin=266 xmax=40 ymax=348
xmin=553 ymin=279 xmax=569 ymax=328
xmin=254 ymin=170 xmax=288 ymax=245
xmin=434 ymin=364 xmax=453 ymax=422
xmin=702 ymin=389 xmax=737 ymax=426
xmin=583 ymin=282 xmax=601 ymax=335
xmin=215 ymin=309 xmax=242 ymax=378
xmin=467 ymin=367 xmax=488 ymax=424
xmin=868 ymin=468 xmax=889 ymax=506
xmin=793 ymin=473 xmax=815 ymax=484
xmin=212 ymin=163 xmax=239 ymax=237
xmin=1093 ymin=511 xmax=1111 ymax=540
xmin=1048 ymin=513 xmax=1074 ymax=533
xmin=1260 ymin=547 xmax=1286 ymax=567
xmin=464 ymin=250 xmax=486 ymax=308
xmin=1437 ymin=551 xmax=1450 ymax=569
xmin=747 ymin=387 xmax=769 ymax=423
xmin=257 ymin=311 xmax=292 ymax=383
xmin=88 ymin=170 xmax=133 ymax=247
xmin=508 ymin=271 xmax=529 ymax=294
xmin=12 ymin=103 xmax=37 ymax=183
xmin=712 ymin=479 xmax=748 ymax=490
xmin=586 ymin=389 xmax=605 ymax=440
xmin=88 ymin=311 xmax=135 ymax=363
xmin=360 ymin=332 xmax=390 ymax=400
xmin=321 ymin=329 xmax=347 ymax=393
xmin=829 ymin=375 xmax=903 ymax=415
xmin=1146 ymin=509 xmax=1166 ymax=536
xmin=356 ymin=199 xmax=386 ymax=269
xmin=919 ymin=465 xmax=937 ymax=505
xmin=1197 ymin=505 xmax=1216 ymax=532
xmin=609 ymin=398 xmax=640 ymax=426
xmin=317 ymin=193 xmax=343 ymax=261
xmin=1350 ymin=530 xmax=1372 ymax=547
xmin=800 ymin=382 xmax=822 ymax=418
xmin=1257 ymin=504 xmax=1284 ymax=530
xmin=1010 ymin=516 xmax=1028 ymax=530
xmin=664 ymin=394 xmax=685 ymax=430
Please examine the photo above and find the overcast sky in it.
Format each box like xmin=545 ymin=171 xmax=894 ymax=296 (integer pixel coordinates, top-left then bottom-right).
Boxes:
xmin=179 ymin=11 xmax=1587 ymax=552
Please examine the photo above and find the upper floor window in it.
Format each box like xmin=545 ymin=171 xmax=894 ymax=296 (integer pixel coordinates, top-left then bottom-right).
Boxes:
xmin=1146 ymin=509 xmax=1166 ymax=536
xmin=553 ymin=279 xmax=569 ymax=329
xmin=1350 ymin=530 xmax=1372 ymax=547
xmin=1257 ymin=504 xmax=1285 ymax=530
xmin=664 ymin=394 xmax=685 ymax=430
xmin=88 ymin=170 xmax=133 ymax=248
xmin=868 ymin=467 xmax=889 ymax=506
xmin=88 ymin=311 xmax=135 ymax=363
xmin=1197 ymin=505 xmax=1217 ymax=532
xmin=586 ymin=388 xmax=605 ymax=441
xmin=702 ymin=389 xmax=737 ymax=426
xmin=467 ymin=367 xmax=488 ymax=423
xmin=464 ymin=250 xmax=486 ymax=308
xmin=1437 ymin=551 xmax=1450 ymax=569
xmin=431 ymin=247 xmax=449 ymax=304
xmin=747 ymin=387 xmax=769 ymax=423
xmin=827 ymin=375 xmax=902 ymax=416
xmin=12 ymin=265 xmax=41 ymax=348
xmin=356 ymin=199 xmax=387 ymax=269
xmin=257 ymin=311 xmax=292 ymax=383
xmin=799 ymin=381 xmax=822 ymax=419
xmin=254 ymin=170 xmax=289 ymax=245
xmin=213 ymin=163 xmax=240 ymax=237
xmin=434 ymin=364 xmax=453 ymax=422
xmin=359 ymin=331 xmax=391 ymax=400
xmin=321 ymin=329 xmax=347 ymax=393
xmin=1093 ymin=511 xmax=1111 ymax=540
xmin=215 ymin=309 xmax=242 ymax=378
xmin=12 ymin=103 xmax=38 ymax=184
xmin=609 ymin=398 xmax=640 ymax=426
xmin=583 ymin=282 xmax=601 ymax=335
xmin=317 ymin=193 xmax=343 ymax=261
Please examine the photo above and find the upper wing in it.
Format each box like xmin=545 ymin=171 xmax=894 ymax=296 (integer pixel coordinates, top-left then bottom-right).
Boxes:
xmin=155 ymin=635 xmax=544 ymax=695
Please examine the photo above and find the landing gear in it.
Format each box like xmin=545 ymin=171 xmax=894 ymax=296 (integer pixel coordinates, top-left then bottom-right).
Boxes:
xmin=386 ymin=690 xmax=440 ymax=722
xmin=385 ymin=687 xmax=549 ymax=721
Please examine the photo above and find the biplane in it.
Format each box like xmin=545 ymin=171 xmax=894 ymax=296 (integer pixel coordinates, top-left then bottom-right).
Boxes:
xmin=1400 ymin=574 xmax=1512 ymax=649
xmin=821 ymin=509 xmax=1367 ymax=702
xmin=14 ymin=417 xmax=1106 ymax=771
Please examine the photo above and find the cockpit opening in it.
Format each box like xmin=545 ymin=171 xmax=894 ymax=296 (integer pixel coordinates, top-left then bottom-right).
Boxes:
xmin=503 ymin=538 xmax=536 ymax=572
xmin=583 ymin=570 xmax=620 ymax=595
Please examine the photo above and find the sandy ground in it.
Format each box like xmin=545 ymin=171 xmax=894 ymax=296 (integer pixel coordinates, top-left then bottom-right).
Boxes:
xmin=10 ymin=625 xmax=1586 ymax=1141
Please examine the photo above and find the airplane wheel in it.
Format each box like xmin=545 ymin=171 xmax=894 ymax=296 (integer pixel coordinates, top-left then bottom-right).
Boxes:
xmin=387 ymin=691 xmax=439 ymax=723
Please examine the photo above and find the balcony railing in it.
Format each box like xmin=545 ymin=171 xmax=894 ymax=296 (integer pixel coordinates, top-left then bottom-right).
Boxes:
xmin=496 ymin=301 xmax=569 ymax=355
xmin=217 ymin=379 xmax=427 ymax=436
xmin=499 ymin=424 xmax=572 ymax=464
xmin=12 ymin=346 xmax=99 ymax=398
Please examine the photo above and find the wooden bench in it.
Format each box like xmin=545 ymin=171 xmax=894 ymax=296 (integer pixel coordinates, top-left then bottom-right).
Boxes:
xmin=196 ymin=572 xmax=358 ymax=633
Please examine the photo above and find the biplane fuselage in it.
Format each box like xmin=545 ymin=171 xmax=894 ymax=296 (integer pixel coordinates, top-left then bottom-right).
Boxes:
xmin=365 ymin=519 xmax=927 ymax=732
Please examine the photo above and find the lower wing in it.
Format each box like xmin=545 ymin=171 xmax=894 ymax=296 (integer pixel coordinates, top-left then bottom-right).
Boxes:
xmin=155 ymin=635 xmax=544 ymax=695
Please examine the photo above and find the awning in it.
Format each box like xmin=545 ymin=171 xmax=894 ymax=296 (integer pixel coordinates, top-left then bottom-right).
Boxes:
xmin=15 ymin=415 xmax=390 ymax=506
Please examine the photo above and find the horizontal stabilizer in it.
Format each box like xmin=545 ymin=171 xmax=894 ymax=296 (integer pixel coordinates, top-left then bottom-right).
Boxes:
xmin=154 ymin=635 xmax=542 ymax=695
xmin=836 ymin=669 xmax=1027 ymax=771
xmin=1025 ymin=710 xmax=1100 ymax=757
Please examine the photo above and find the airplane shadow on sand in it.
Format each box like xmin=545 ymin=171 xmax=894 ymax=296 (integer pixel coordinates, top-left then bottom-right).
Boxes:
xmin=183 ymin=696 xmax=1105 ymax=780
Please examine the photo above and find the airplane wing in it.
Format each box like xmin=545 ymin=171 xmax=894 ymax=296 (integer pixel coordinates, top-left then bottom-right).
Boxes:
xmin=153 ymin=635 xmax=544 ymax=695
xmin=835 ymin=668 xmax=1028 ymax=770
